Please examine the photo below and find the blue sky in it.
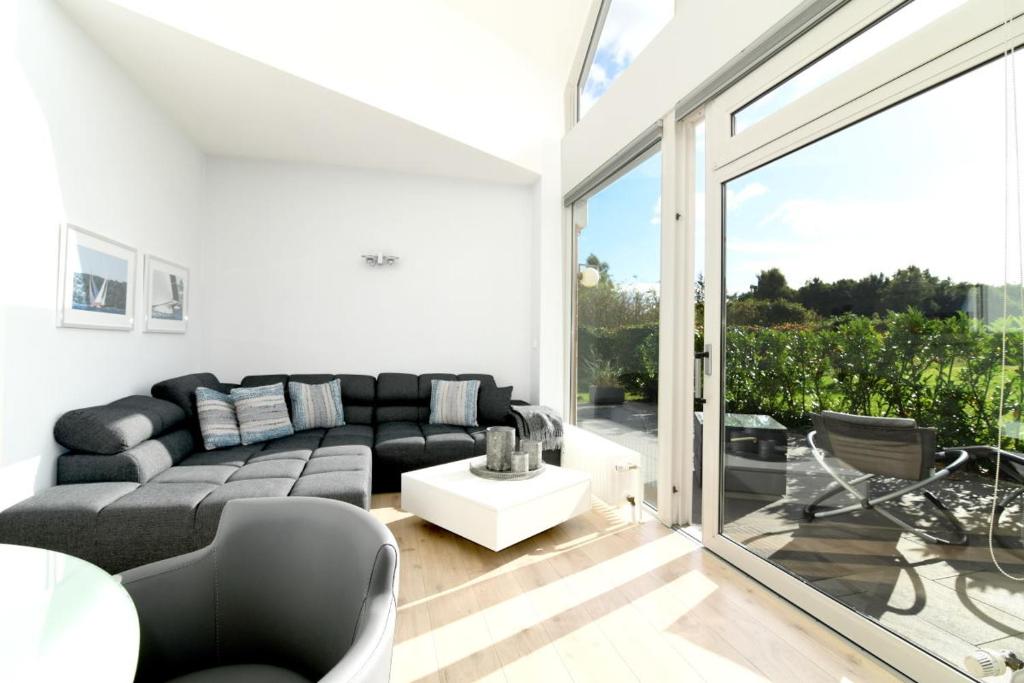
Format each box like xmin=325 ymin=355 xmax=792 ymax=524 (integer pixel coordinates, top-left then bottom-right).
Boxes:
xmin=578 ymin=0 xmax=1017 ymax=301
xmin=579 ymin=0 xmax=672 ymax=116
xmin=579 ymin=153 xmax=662 ymax=289
xmin=580 ymin=50 xmax=1017 ymax=300
xmin=725 ymin=51 xmax=1013 ymax=296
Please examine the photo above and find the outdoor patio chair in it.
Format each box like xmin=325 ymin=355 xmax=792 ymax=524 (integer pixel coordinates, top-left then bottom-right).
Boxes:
xmin=958 ymin=445 xmax=1024 ymax=548
xmin=804 ymin=411 xmax=970 ymax=546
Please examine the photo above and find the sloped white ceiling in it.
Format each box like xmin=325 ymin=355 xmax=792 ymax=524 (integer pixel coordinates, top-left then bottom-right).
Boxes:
xmin=57 ymin=0 xmax=593 ymax=182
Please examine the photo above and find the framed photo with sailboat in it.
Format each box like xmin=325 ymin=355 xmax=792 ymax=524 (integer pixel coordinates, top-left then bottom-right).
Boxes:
xmin=57 ymin=224 xmax=136 ymax=331
xmin=143 ymin=255 xmax=188 ymax=333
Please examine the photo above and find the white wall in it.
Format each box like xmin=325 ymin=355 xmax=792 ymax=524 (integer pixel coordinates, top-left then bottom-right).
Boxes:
xmin=201 ymin=158 xmax=536 ymax=398
xmin=562 ymin=0 xmax=803 ymax=191
xmin=0 ymin=0 xmax=205 ymax=509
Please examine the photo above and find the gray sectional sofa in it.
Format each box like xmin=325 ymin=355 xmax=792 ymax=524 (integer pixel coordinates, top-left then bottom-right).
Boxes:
xmin=0 ymin=371 xmax=529 ymax=573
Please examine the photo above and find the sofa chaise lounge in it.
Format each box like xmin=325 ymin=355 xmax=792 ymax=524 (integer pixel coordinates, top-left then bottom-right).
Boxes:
xmin=0 ymin=371 xmax=542 ymax=573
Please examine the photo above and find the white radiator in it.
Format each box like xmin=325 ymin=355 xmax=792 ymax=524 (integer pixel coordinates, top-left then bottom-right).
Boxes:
xmin=561 ymin=424 xmax=643 ymax=523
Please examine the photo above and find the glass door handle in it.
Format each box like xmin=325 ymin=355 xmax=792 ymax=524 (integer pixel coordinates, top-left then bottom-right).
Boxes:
xmin=694 ymin=345 xmax=711 ymax=410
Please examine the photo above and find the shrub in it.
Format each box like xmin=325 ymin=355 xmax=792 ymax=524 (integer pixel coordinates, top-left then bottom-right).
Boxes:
xmin=728 ymin=298 xmax=814 ymax=326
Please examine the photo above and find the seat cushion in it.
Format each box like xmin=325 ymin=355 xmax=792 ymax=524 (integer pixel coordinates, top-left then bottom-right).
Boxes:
xmin=195 ymin=479 xmax=296 ymax=545
xmin=54 ymin=395 xmax=187 ymax=454
xmin=374 ymin=421 xmax=425 ymax=460
xmin=422 ymin=423 xmax=477 ymax=459
xmin=98 ymin=482 xmax=218 ymax=566
xmin=321 ymin=424 xmax=373 ymax=449
xmin=167 ymin=664 xmax=311 ymax=683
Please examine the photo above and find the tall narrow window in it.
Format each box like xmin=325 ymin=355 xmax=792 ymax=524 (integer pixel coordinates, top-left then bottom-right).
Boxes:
xmin=574 ymin=149 xmax=662 ymax=508
xmin=578 ymin=0 xmax=673 ymax=119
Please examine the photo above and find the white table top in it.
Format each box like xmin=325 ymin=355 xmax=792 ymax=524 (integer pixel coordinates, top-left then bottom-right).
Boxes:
xmin=0 ymin=544 xmax=139 ymax=683
xmin=402 ymin=457 xmax=591 ymax=511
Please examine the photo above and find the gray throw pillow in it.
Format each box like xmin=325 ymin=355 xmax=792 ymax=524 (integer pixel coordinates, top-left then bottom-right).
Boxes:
xmin=195 ymin=387 xmax=241 ymax=450
xmin=429 ymin=379 xmax=481 ymax=427
xmin=289 ymin=379 xmax=345 ymax=431
xmin=230 ymin=383 xmax=294 ymax=445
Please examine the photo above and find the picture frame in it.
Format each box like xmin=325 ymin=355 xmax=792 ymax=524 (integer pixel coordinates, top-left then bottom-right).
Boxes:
xmin=143 ymin=255 xmax=189 ymax=334
xmin=57 ymin=224 xmax=136 ymax=331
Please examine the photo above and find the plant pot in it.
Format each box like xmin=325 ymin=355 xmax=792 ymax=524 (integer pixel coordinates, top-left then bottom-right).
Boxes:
xmin=589 ymin=385 xmax=625 ymax=405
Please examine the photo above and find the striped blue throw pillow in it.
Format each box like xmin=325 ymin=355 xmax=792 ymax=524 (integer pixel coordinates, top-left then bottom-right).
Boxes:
xmin=195 ymin=387 xmax=240 ymax=450
xmin=289 ymin=379 xmax=345 ymax=431
xmin=429 ymin=379 xmax=481 ymax=427
xmin=230 ymin=382 xmax=294 ymax=445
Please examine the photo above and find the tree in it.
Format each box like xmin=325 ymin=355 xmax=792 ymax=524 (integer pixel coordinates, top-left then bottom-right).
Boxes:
xmin=749 ymin=268 xmax=794 ymax=301
xmin=881 ymin=266 xmax=939 ymax=315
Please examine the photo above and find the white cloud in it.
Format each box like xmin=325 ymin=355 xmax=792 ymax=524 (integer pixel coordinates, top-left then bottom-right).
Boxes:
xmin=726 ymin=181 xmax=768 ymax=209
xmin=650 ymin=198 xmax=660 ymax=225
xmin=727 ymin=190 xmax=1007 ymax=295
xmin=598 ymin=0 xmax=673 ymax=68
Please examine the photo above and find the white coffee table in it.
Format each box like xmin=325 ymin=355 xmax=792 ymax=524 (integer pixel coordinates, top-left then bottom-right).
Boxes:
xmin=401 ymin=458 xmax=592 ymax=551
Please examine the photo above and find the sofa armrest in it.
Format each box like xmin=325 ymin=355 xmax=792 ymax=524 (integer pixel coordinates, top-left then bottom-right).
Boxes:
xmin=119 ymin=547 xmax=218 ymax=680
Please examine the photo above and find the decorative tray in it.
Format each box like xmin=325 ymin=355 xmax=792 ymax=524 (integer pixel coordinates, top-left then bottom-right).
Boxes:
xmin=469 ymin=458 xmax=546 ymax=481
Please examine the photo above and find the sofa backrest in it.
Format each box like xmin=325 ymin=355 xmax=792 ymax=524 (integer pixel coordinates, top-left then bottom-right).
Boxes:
xmin=150 ymin=371 xmax=501 ymax=429
xmin=375 ymin=372 xmax=498 ymax=424
xmin=239 ymin=374 xmax=377 ymax=426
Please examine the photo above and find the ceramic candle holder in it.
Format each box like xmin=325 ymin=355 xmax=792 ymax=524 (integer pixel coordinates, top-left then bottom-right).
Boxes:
xmin=521 ymin=439 xmax=543 ymax=470
xmin=511 ymin=451 xmax=528 ymax=474
xmin=485 ymin=426 xmax=516 ymax=471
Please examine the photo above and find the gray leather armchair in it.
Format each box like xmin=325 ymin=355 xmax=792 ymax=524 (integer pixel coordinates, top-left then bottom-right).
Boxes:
xmin=119 ymin=497 xmax=399 ymax=683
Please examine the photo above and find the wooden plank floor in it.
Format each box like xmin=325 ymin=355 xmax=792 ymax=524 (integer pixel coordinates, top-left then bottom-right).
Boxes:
xmin=370 ymin=493 xmax=904 ymax=683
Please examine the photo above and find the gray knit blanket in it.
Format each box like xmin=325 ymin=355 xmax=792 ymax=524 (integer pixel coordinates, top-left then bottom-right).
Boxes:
xmin=511 ymin=405 xmax=563 ymax=451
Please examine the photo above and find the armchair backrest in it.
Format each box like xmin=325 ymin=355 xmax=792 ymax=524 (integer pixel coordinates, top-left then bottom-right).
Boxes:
xmin=213 ymin=497 xmax=398 ymax=679
xmin=812 ymin=411 xmax=936 ymax=481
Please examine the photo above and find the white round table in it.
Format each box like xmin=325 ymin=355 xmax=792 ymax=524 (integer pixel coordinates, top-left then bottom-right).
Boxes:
xmin=0 ymin=544 xmax=139 ymax=682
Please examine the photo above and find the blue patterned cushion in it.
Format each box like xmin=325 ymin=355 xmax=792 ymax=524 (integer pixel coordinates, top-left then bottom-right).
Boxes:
xmin=195 ymin=387 xmax=241 ymax=450
xmin=230 ymin=383 xmax=294 ymax=445
xmin=429 ymin=379 xmax=481 ymax=427
xmin=289 ymin=379 xmax=345 ymax=431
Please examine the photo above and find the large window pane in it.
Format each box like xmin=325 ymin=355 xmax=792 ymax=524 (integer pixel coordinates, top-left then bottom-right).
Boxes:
xmin=732 ymin=0 xmax=967 ymax=134
xmin=721 ymin=53 xmax=1024 ymax=677
xmin=576 ymin=151 xmax=661 ymax=508
xmin=579 ymin=0 xmax=673 ymax=118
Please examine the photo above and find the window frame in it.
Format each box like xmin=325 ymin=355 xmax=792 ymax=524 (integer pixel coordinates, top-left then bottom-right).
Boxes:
xmin=710 ymin=0 xmax=1016 ymax=173
xmin=701 ymin=1 xmax=1024 ymax=681
xmin=575 ymin=0 xmax=614 ymax=123
xmin=574 ymin=0 xmax=675 ymax=122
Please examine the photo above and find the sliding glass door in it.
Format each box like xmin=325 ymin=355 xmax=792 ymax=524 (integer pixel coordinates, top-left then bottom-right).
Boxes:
xmin=573 ymin=148 xmax=663 ymax=509
xmin=700 ymin=1 xmax=1024 ymax=678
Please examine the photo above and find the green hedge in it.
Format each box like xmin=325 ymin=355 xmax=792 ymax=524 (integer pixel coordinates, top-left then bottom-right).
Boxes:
xmin=582 ymin=310 xmax=1023 ymax=447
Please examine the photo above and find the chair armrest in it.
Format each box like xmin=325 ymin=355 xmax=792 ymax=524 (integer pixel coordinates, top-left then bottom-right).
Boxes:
xmin=322 ymin=544 xmax=399 ymax=683
xmin=119 ymin=546 xmax=218 ymax=680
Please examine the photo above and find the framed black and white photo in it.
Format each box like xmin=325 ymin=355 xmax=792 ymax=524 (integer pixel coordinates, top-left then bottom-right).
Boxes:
xmin=144 ymin=255 xmax=189 ymax=333
xmin=57 ymin=224 xmax=136 ymax=331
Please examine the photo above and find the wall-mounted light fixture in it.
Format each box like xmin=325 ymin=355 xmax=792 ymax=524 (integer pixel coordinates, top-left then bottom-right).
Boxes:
xmin=362 ymin=252 xmax=399 ymax=267
xmin=579 ymin=264 xmax=600 ymax=288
